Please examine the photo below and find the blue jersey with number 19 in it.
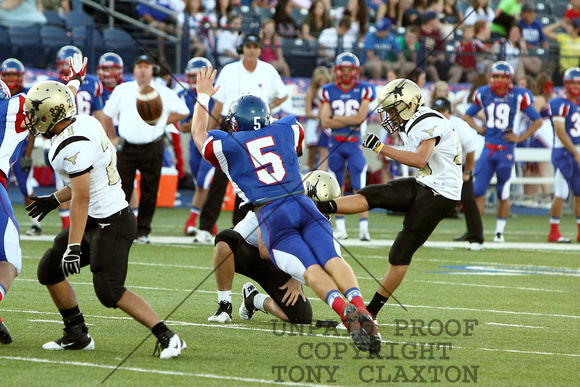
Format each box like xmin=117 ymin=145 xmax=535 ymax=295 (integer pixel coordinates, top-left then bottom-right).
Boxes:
xmin=466 ymin=85 xmax=540 ymax=150
xmin=202 ymin=115 xmax=304 ymax=209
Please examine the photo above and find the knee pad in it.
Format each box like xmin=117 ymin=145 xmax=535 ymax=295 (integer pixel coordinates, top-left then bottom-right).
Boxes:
xmin=93 ymin=272 xmax=126 ymax=308
xmin=37 ymin=247 xmax=65 ymax=285
xmin=214 ymin=229 xmax=243 ymax=251
xmin=388 ymin=231 xmax=420 ymax=266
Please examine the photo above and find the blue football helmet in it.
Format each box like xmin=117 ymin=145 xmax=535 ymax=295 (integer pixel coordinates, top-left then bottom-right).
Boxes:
xmin=0 ymin=58 xmax=25 ymax=92
xmin=334 ymin=52 xmax=360 ymax=85
xmin=56 ymin=45 xmax=83 ymax=79
xmin=489 ymin=61 xmax=514 ymax=95
xmin=0 ymin=80 xmax=11 ymax=100
xmin=225 ymin=94 xmax=271 ymax=132
xmin=97 ymin=52 xmax=124 ymax=86
xmin=185 ymin=57 xmax=212 ymax=88
xmin=563 ymin=67 xmax=580 ymax=98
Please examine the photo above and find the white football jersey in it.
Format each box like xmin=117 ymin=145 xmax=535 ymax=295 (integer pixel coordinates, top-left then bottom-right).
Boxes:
xmin=401 ymin=107 xmax=462 ymax=200
xmin=48 ymin=115 xmax=128 ymax=218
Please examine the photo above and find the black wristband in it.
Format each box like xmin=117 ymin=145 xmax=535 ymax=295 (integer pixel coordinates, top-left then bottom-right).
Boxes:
xmin=317 ymin=200 xmax=337 ymax=214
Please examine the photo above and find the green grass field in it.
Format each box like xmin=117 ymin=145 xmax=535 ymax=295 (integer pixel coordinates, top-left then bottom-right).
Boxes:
xmin=1 ymin=205 xmax=579 ymax=386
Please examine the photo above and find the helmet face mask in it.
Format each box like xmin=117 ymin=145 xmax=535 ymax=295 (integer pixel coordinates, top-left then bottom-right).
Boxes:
xmin=564 ymin=67 xmax=580 ymax=99
xmin=97 ymin=52 xmax=124 ymax=87
xmin=489 ymin=61 xmax=514 ymax=95
xmin=377 ymin=79 xmax=424 ymax=134
xmin=225 ymin=94 xmax=271 ymax=133
xmin=24 ymin=81 xmax=76 ymax=138
xmin=334 ymin=52 xmax=360 ymax=86
xmin=185 ymin=57 xmax=212 ymax=89
xmin=0 ymin=58 xmax=25 ymax=92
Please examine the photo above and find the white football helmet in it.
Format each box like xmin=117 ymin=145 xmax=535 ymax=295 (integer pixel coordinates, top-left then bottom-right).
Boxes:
xmin=24 ymin=81 xmax=76 ymax=138
xmin=377 ymin=79 xmax=424 ymax=134
xmin=303 ymin=170 xmax=341 ymax=202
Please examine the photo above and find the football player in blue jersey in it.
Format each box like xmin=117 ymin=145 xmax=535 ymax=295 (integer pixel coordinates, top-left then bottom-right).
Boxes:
xmin=464 ymin=61 xmax=542 ymax=242
xmin=97 ymin=52 xmax=124 ymax=110
xmin=179 ymin=57 xmax=217 ymax=236
xmin=191 ymin=66 xmax=381 ymax=354
xmin=1 ymin=58 xmax=41 ymax=236
xmin=546 ymin=67 xmax=580 ymax=243
xmin=319 ymin=52 xmax=376 ymax=241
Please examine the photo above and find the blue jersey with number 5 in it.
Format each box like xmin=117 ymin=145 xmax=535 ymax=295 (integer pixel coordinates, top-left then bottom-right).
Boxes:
xmin=202 ymin=115 xmax=305 ymax=208
xmin=319 ymin=81 xmax=375 ymax=137
xmin=466 ymin=85 xmax=540 ymax=150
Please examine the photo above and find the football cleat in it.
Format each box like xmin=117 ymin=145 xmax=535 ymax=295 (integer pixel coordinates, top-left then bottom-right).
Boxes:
xmin=155 ymin=331 xmax=186 ymax=359
xmin=0 ymin=319 xmax=12 ymax=344
xmin=359 ymin=231 xmax=371 ymax=242
xmin=334 ymin=230 xmax=348 ymax=240
xmin=25 ymin=225 xmax=42 ymax=236
xmin=342 ymin=304 xmax=370 ymax=352
xmin=547 ymin=234 xmax=571 ymax=243
xmin=208 ymin=301 xmax=232 ymax=323
xmin=239 ymin=283 xmax=259 ymax=320
xmin=42 ymin=327 xmax=94 ymax=350
xmin=493 ymin=233 xmax=505 ymax=243
xmin=134 ymin=235 xmax=150 ymax=245
xmin=468 ymin=242 xmax=484 ymax=251
xmin=193 ymin=230 xmax=214 ymax=244
xmin=359 ymin=310 xmax=381 ymax=355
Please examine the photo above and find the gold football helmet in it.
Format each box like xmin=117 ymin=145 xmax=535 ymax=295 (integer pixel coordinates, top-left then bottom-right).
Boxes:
xmin=24 ymin=81 xmax=76 ymax=137
xmin=303 ymin=170 xmax=341 ymax=202
xmin=377 ymin=79 xmax=424 ymax=134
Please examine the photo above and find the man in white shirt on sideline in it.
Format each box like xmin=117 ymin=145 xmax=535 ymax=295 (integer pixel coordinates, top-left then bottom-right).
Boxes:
xmin=193 ymin=33 xmax=288 ymax=244
xmin=102 ymin=55 xmax=189 ymax=244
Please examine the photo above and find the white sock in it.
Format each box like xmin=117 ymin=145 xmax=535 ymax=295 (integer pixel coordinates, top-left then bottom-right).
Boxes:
xmin=253 ymin=293 xmax=268 ymax=312
xmin=335 ymin=216 xmax=346 ymax=232
xmin=495 ymin=218 xmax=507 ymax=234
xmin=217 ymin=290 xmax=231 ymax=303
xmin=359 ymin=218 xmax=368 ymax=234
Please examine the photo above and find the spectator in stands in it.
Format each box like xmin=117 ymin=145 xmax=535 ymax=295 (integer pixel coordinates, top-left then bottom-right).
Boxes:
xmin=403 ymin=0 xmax=426 ymax=27
xmin=0 ymin=0 xmax=47 ymax=26
xmin=452 ymin=71 xmax=488 ymax=117
xmin=273 ymin=0 xmax=299 ymax=38
xmin=178 ymin=0 xmax=217 ymax=59
xmin=397 ymin=24 xmax=420 ymax=75
xmin=216 ymin=13 xmax=243 ymax=67
xmin=137 ymin=0 xmax=185 ymax=62
xmin=300 ymin=0 xmax=332 ymax=40
xmin=39 ymin=0 xmax=70 ymax=16
xmin=366 ymin=0 xmax=383 ymax=22
xmin=304 ymin=66 xmax=332 ymax=171
xmin=212 ymin=0 xmax=234 ymax=28
xmin=333 ymin=0 xmax=368 ymax=41
xmin=260 ymin=18 xmax=291 ymax=77
xmin=493 ymin=24 xmax=527 ymax=79
xmin=425 ymin=0 xmax=452 ymax=36
xmin=518 ymin=3 xmax=548 ymax=50
xmin=418 ymin=10 xmax=444 ymax=81
xmin=490 ymin=0 xmax=524 ymax=38
xmin=361 ymin=18 xmax=403 ymax=79
xmin=442 ymin=0 xmax=463 ymax=27
xmin=544 ymin=18 xmax=580 ymax=75
xmin=564 ymin=0 xmax=580 ymax=20
xmin=376 ymin=0 xmax=405 ymax=28
xmin=428 ymin=80 xmax=454 ymax=108
xmin=318 ymin=16 xmax=356 ymax=67
xmin=254 ymin=0 xmax=279 ymax=10
xmin=463 ymin=0 xmax=495 ymax=27
xmin=448 ymin=23 xmax=494 ymax=84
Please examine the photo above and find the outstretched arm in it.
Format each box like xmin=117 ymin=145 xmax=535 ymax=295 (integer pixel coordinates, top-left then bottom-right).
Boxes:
xmin=191 ymin=66 xmax=220 ymax=153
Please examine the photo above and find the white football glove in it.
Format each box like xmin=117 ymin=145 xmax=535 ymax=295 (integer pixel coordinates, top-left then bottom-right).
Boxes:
xmin=63 ymin=53 xmax=88 ymax=82
xmin=363 ymin=133 xmax=384 ymax=153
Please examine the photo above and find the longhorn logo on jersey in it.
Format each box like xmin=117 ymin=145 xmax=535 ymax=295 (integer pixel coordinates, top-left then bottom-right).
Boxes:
xmin=65 ymin=151 xmax=80 ymax=165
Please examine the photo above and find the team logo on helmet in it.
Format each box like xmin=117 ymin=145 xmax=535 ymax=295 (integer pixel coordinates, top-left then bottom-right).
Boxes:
xmin=376 ymin=79 xmax=424 ymax=134
xmin=225 ymin=94 xmax=271 ymax=132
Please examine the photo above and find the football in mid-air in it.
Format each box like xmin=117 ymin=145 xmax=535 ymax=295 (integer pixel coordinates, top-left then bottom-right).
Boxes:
xmin=136 ymin=84 xmax=163 ymax=125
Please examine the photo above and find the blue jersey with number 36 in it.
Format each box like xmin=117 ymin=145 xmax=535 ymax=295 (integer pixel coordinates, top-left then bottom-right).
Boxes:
xmin=466 ymin=85 xmax=540 ymax=150
xmin=202 ymin=115 xmax=304 ymax=208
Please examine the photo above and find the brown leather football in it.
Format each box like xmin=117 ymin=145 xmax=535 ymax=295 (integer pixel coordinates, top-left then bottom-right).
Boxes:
xmin=136 ymin=84 xmax=163 ymax=125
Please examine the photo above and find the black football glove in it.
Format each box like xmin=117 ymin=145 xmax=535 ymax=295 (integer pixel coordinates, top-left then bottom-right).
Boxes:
xmin=62 ymin=244 xmax=82 ymax=277
xmin=25 ymin=193 xmax=60 ymax=221
xmin=20 ymin=156 xmax=33 ymax=173
xmin=363 ymin=133 xmax=384 ymax=153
